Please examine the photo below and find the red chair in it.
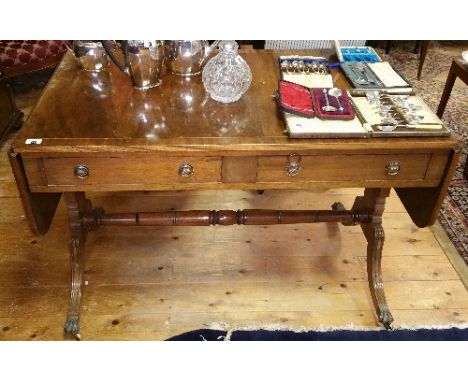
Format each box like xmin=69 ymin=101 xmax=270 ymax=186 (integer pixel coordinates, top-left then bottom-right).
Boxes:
xmin=0 ymin=40 xmax=68 ymax=78
xmin=0 ymin=67 xmax=22 ymax=146
xmin=0 ymin=40 xmax=68 ymax=146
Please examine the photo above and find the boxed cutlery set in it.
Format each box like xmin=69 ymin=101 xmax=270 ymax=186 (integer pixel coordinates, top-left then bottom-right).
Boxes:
xmin=332 ymin=40 xmax=382 ymax=63
xmin=350 ymin=90 xmax=449 ymax=137
xmin=275 ymin=51 xmax=448 ymax=139
xmin=277 ymin=81 xmax=355 ymax=120
xmin=277 ymin=80 xmax=367 ymax=138
xmin=341 ymin=62 xmax=412 ymax=92
xmin=340 ymin=47 xmax=381 ymax=63
xmin=279 ymin=56 xmax=334 ymax=88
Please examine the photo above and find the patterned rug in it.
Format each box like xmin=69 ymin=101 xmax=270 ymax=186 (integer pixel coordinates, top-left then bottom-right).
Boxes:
xmin=166 ymin=327 xmax=468 ymax=341
xmin=376 ymin=41 xmax=468 ymax=266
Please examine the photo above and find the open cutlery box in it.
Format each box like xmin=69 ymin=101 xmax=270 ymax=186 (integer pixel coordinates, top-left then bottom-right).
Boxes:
xmin=276 ymin=86 xmax=449 ymax=139
xmin=340 ymin=46 xmax=382 ymax=63
xmin=276 ymin=56 xmax=367 ymax=138
xmin=341 ymin=61 xmax=413 ymax=93
xmin=277 ymin=81 xmax=355 ymax=120
xmin=332 ymin=41 xmax=382 ymax=63
xmin=276 ymin=80 xmax=368 ymax=138
xmin=279 ymin=56 xmax=334 ymax=88
xmin=275 ymin=55 xmax=448 ymax=139
xmin=349 ymin=91 xmax=450 ymax=137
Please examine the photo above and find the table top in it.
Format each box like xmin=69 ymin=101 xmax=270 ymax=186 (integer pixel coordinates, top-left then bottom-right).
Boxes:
xmin=13 ymin=50 xmax=457 ymax=154
xmin=9 ymin=49 xmax=461 ymax=235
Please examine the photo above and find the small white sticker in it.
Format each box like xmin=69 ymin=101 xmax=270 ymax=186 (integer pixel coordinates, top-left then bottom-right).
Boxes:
xmin=25 ymin=139 xmax=42 ymax=145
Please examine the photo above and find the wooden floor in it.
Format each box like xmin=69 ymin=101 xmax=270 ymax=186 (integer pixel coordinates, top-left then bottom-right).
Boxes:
xmin=0 ymin=137 xmax=467 ymax=340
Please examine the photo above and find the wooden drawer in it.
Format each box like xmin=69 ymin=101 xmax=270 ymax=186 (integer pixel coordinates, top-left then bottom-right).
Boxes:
xmin=257 ymin=154 xmax=433 ymax=183
xmin=38 ymin=156 xmax=222 ymax=186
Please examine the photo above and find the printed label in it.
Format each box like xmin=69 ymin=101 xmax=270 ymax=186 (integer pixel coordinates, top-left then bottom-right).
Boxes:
xmin=25 ymin=139 xmax=43 ymax=145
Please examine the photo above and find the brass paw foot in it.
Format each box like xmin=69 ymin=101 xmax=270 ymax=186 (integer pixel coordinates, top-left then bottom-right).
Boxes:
xmin=64 ymin=316 xmax=81 ymax=340
xmin=331 ymin=201 xmax=345 ymax=211
xmin=379 ymin=310 xmax=394 ymax=330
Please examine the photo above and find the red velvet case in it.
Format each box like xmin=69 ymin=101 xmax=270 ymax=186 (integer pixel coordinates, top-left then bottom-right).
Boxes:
xmin=277 ymin=80 xmax=314 ymax=118
xmin=277 ymin=81 xmax=356 ymax=120
xmin=312 ymin=88 xmax=355 ymax=120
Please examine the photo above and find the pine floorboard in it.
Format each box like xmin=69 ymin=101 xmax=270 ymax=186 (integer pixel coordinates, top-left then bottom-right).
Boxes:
xmin=0 ymin=162 xmax=467 ymax=340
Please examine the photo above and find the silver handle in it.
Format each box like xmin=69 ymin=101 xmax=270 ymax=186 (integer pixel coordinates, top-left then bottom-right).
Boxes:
xmin=74 ymin=164 xmax=90 ymax=179
xmin=179 ymin=163 xmax=194 ymax=177
xmin=385 ymin=161 xmax=400 ymax=176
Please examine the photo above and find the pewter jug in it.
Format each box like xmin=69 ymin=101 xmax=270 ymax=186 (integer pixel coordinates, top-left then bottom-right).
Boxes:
xmin=164 ymin=40 xmax=220 ymax=76
xmin=65 ymin=41 xmax=111 ymax=72
xmin=102 ymin=40 xmax=164 ymax=89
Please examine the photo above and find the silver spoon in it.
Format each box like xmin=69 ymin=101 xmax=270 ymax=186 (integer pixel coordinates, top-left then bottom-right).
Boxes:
xmin=373 ymin=124 xmax=419 ymax=131
xmin=328 ymin=88 xmax=344 ymax=112
xmin=406 ymin=114 xmax=425 ymax=122
xmin=349 ymin=66 xmax=369 ymax=85
xmin=360 ymin=68 xmax=375 ymax=84
xmin=322 ymin=89 xmax=337 ymax=112
xmin=356 ymin=63 xmax=376 ymax=84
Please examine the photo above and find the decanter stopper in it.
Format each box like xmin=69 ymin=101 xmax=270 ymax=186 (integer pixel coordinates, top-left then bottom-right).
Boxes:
xmin=202 ymin=40 xmax=252 ymax=103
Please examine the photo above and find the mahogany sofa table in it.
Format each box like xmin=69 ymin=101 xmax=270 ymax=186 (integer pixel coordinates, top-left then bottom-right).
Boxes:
xmin=9 ymin=51 xmax=460 ymax=339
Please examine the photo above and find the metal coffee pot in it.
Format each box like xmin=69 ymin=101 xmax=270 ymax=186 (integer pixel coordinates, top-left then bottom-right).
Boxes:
xmin=102 ymin=40 xmax=164 ymax=89
xmin=164 ymin=40 xmax=220 ymax=76
xmin=65 ymin=41 xmax=110 ymax=72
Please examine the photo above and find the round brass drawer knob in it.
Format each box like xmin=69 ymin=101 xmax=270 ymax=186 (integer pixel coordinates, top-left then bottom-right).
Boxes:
xmin=74 ymin=164 xmax=90 ymax=179
xmin=179 ymin=163 xmax=194 ymax=177
xmin=385 ymin=161 xmax=400 ymax=176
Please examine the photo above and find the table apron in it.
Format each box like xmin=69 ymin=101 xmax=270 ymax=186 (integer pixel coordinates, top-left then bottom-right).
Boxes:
xmin=21 ymin=151 xmax=450 ymax=192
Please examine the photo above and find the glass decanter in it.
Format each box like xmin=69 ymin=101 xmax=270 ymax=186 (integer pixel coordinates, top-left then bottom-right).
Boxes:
xmin=202 ymin=40 xmax=252 ymax=103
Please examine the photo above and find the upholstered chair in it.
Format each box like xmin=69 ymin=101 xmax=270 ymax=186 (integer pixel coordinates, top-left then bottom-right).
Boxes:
xmin=0 ymin=40 xmax=68 ymax=145
xmin=0 ymin=40 xmax=68 ymax=78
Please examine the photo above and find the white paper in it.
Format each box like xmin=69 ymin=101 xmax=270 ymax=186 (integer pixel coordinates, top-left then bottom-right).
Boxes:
xmin=368 ymin=62 xmax=409 ymax=87
xmin=283 ymin=73 xmax=334 ymax=89
xmin=285 ymin=113 xmax=366 ymax=137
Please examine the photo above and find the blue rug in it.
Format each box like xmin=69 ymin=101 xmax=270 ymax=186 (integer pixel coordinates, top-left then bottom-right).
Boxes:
xmin=167 ymin=328 xmax=468 ymax=341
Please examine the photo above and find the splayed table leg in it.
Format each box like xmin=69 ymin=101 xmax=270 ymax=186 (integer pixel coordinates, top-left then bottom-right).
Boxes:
xmin=356 ymin=188 xmax=393 ymax=328
xmin=63 ymin=192 xmax=91 ymax=340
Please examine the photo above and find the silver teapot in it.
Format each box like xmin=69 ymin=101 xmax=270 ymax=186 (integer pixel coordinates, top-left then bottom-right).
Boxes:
xmin=102 ymin=40 xmax=164 ymax=89
xmin=65 ymin=41 xmax=111 ymax=72
xmin=164 ymin=40 xmax=220 ymax=76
